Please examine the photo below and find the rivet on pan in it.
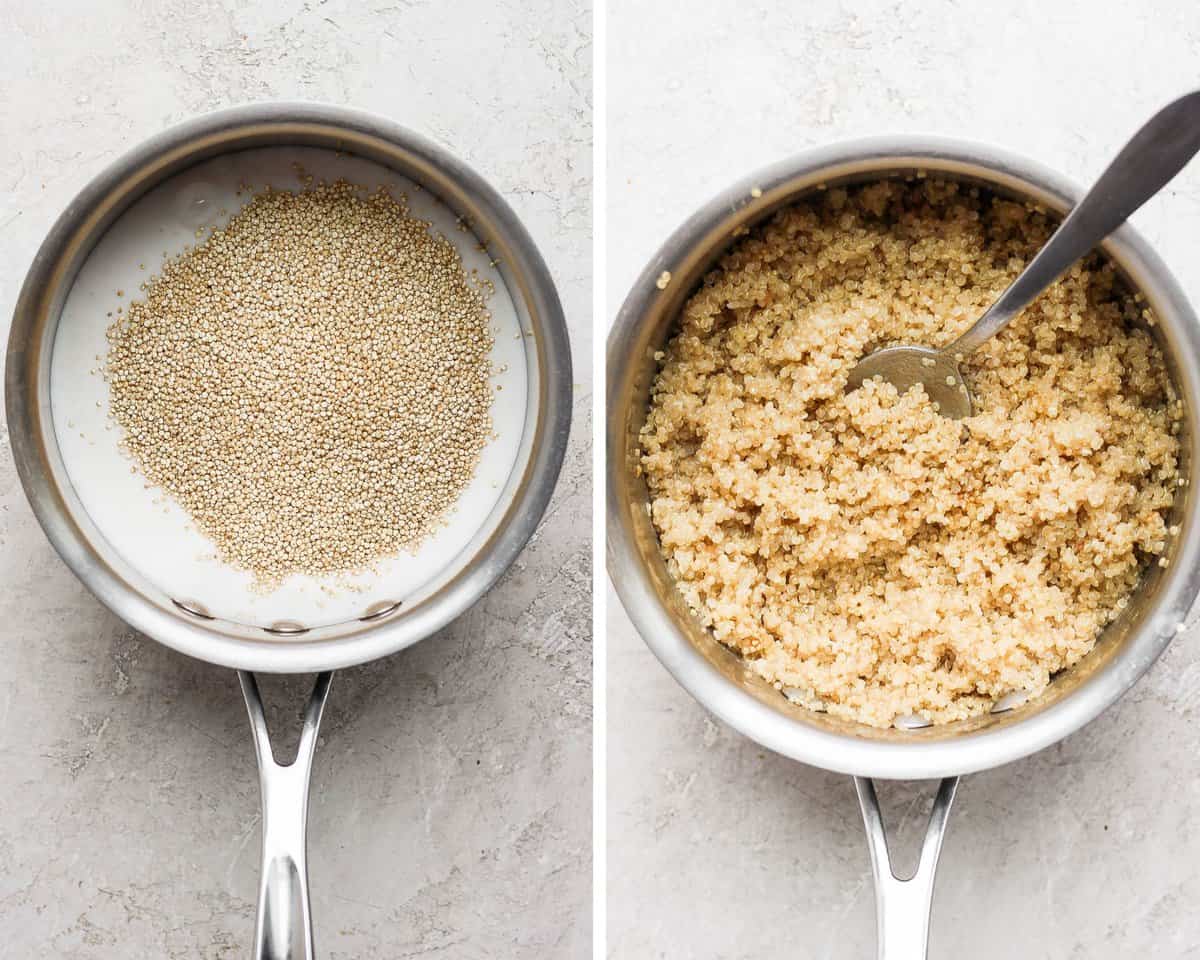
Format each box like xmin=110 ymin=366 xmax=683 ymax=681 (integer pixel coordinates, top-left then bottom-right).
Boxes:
xmin=893 ymin=714 xmax=932 ymax=730
xmin=781 ymin=687 xmax=827 ymax=711
xmin=263 ymin=621 xmax=309 ymax=636
xmin=991 ymin=690 xmax=1030 ymax=714
xmin=173 ymin=598 xmax=214 ymax=620
xmin=359 ymin=600 xmax=402 ymax=622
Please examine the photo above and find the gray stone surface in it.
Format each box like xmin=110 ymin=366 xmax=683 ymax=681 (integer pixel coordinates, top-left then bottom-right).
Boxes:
xmin=607 ymin=2 xmax=1200 ymax=957
xmin=0 ymin=2 xmax=591 ymax=957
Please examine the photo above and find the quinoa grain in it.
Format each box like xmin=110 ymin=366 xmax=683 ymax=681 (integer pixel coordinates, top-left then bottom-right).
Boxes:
xmin=106 ymin=179 xmax=494 ymax=587
xmin=641 ymin=180 xmax=1178 ymax=728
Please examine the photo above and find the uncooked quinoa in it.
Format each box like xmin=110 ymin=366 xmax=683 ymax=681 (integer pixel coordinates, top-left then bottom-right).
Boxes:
xmin=106 ymin=179 xmax=494 ymax=586
xmin=640 ymin=179 xmax=1180 ymax=728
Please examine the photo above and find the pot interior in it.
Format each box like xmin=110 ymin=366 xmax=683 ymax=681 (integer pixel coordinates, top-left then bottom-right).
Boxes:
xmin=8 ymin=107 xmax=569 ymax=670
xmin=609 ymin=148 xmax=1200 ymax=768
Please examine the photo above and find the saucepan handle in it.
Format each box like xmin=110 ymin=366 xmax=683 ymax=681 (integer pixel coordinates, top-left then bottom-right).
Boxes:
xmin=853 ymin=776 xmax=959 ymax=960
xmin=239 ymin=671 xmax=334 ymax=960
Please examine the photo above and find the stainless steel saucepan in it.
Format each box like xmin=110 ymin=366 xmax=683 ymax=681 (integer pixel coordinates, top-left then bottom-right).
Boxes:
xmin=607 ymin=137 xmax=1200 ymax=957
xmin=7 ymin=103 xmax=572 ymax=959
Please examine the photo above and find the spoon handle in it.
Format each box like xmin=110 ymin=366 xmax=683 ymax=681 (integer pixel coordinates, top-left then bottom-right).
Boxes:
xmin=948 ymin=90 xmax=1200 ymax=357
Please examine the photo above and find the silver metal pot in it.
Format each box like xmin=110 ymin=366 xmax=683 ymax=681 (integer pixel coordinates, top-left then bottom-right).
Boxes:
xmin=607 ymin=136 xmax=1200 ymax=957
xmin=7 ymin=103 xmax=572 ymax=959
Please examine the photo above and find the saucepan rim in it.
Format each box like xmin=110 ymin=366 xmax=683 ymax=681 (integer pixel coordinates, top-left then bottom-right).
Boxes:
xmin=607 ymin=134 xmax=1200 ymax=779
xmin=6 ymin=101 xmax=572 ymax=673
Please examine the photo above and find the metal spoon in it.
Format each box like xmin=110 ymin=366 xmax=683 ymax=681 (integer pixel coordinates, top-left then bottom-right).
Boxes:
xmin=846 ymin=90 xmax=1200 ymax=419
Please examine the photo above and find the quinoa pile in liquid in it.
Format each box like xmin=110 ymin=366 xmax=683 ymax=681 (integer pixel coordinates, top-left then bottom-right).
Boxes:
xmin=106 ymin=179 xmax=494 ymax=587
xmin=640 ymin=179 xmax=1180 ymax=728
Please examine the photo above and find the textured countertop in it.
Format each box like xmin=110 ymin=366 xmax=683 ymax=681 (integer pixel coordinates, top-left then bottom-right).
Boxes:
xmin=0 ymin=2 xmax=591 ymax=957
xmin=607 ymin=1 xmax=1200 ymax=957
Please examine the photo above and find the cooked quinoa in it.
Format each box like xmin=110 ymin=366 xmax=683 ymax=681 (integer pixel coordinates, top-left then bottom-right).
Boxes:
xmin=640 ymin=179 xmax=1180 ymax=728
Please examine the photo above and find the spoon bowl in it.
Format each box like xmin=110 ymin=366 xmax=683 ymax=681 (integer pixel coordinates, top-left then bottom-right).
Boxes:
xmin=847 ymin=91 xmax=1200 ymax=417
xmin=844 ymin=345 xmax=972 ymax=419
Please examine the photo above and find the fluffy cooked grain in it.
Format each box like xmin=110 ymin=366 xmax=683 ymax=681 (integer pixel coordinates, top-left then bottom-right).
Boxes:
xmin=106 ymin=179 xmax=494 ymax=587
xmin=640 ymin=179 xmax=1179 ymax=728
